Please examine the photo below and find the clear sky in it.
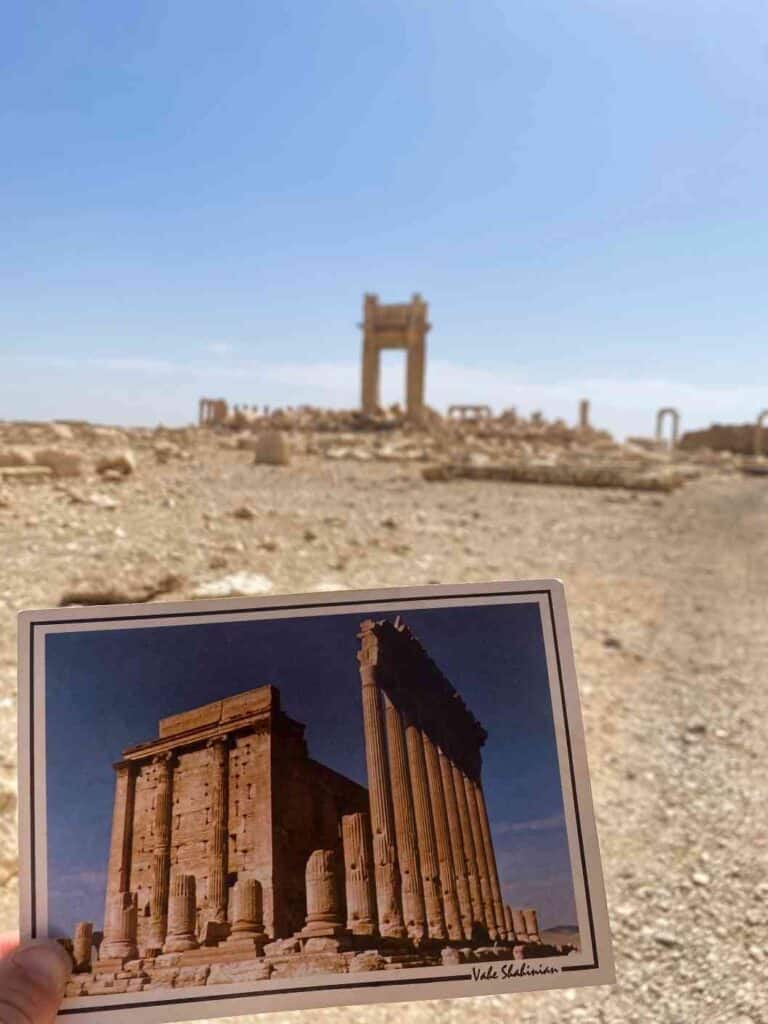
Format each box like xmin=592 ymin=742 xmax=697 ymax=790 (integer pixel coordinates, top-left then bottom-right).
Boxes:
xmin=3 ymin=1 xmax=766 ymax=437
xmin=43 ymin=602 xmax=577 ymax=937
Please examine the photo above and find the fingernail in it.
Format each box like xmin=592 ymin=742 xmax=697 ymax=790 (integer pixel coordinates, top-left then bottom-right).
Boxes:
xmin=13 ymin=940 xmax=72 ymax=991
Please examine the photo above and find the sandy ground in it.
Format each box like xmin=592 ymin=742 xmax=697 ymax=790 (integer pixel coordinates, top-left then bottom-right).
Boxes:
xmin=0 ymin=435 xmax=766 ymax=1023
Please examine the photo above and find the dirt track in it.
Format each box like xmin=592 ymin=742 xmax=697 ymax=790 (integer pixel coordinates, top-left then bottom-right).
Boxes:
xmin=0 ymin=439 xmax=766 ymax=1022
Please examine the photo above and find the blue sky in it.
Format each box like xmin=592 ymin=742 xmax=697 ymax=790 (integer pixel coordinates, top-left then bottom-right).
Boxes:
xmin=44 ymin=602 xmax=577 ymax=937
xmin=2 ymin=1 xmax=766 ymax=436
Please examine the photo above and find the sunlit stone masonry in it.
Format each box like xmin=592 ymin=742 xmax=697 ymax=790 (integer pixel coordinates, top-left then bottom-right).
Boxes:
xmin=66 ymin=619 xmax=566 ymax=997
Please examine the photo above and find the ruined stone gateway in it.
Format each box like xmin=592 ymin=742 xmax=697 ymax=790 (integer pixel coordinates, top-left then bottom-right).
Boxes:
xmin=68 ymin=618 xmax=563 ymax=995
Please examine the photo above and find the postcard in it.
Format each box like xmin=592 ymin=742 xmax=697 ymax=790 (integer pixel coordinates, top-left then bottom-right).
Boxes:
xmin=18 ymin=580 xmax=613 ymax=1022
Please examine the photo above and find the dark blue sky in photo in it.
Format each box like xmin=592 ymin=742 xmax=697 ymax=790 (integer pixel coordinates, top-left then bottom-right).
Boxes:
xmin=44 ymin=601 xmax=577 ymax=936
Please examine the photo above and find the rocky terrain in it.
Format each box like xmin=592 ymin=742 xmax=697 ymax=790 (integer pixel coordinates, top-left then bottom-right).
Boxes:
xmin=0 ymin=416 xmax=766 ymax=1023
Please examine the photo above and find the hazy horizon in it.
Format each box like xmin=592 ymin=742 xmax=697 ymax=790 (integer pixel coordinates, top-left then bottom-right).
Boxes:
xmin=3 ymin=1 xmax=766 ymax=438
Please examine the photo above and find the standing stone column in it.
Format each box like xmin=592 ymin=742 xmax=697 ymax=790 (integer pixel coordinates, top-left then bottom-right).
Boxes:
xmin=439 ymin=750 xmax=473 ymax=940
xmin=422 ymin=732 xmax=462 ymax=941
xmin=359 ymin=646 xmax=405 ymax=937
xmin=103 ymin=762 xmax=136 ymax=928
xmin=523 ymin=908 xmax=541 ymax=943
xmin=472 ymin=780 xmax=507 ymax=939
xmin=102 ymin=891 xmax=138 ymax=959
xmin=207 ymin=736 xmax=229 ymax=923
xmin=148 ymin=754 xmax=173 ymax=951
xmin=163 ymin=874 xmax=199 ymax=952
xmin=404 ymin=717 xmax=446 ymax=940
xmin=342 ymin=813 xmax=376 ymax=936
xmin=451 ymin=762 xmax=484 ymax=930
xmin=301 ymin=850 xmax=345 ymax=938
xmin=383 ymin=695 xmax=426 ymax=941
xmin=222 ymin=878 xmax=267 ymax=954
xmin=72 ymin=922 xmax=93 ymax=973
xmin=503 ymin=905 xmax=514 ymax=943
xmin=511 ymin=908 xmax=527 ymax=944
xmin=463 ymin=774 xmax=499 ymax=939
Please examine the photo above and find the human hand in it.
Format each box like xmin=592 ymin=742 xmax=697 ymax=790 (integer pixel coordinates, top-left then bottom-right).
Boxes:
xmin=0 ymin=932 xmax=72 ymax=1024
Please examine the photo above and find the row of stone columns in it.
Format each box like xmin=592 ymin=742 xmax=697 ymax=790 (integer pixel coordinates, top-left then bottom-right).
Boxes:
xmin=198 ymin=397 xmax=229 ymax=425
xmin=102 ymin=738 xmax=231 ymax=958
xmin=96 ymin=875 xmax=266 ymax=964
xmin=359 ymin=662 xmax=512 ymax=943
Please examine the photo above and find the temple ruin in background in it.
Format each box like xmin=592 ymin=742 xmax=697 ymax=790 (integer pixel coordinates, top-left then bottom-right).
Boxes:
xmin=360 ymin=294 xmax=429 ymax=423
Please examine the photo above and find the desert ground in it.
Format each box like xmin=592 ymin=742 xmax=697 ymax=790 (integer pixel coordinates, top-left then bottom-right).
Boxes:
xmin=0 ymin=419 xmax=766 ymax=1023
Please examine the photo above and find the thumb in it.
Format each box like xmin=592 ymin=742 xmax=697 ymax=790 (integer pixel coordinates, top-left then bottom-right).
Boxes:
xmin=0 ymin=940 xmax=72 ymax=1024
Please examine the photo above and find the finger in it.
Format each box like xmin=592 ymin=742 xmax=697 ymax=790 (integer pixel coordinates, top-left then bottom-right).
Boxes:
xmin=0 ymin=936 xmax=19 ymax=961
xmin=0 ymin=939 xmax=72 ymax=1024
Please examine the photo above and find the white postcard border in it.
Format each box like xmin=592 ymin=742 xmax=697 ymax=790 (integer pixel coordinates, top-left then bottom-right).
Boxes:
xmin=18 ymin=579 xmax=614 ymax=1021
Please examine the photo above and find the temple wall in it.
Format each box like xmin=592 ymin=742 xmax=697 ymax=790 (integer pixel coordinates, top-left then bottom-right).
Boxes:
xmin=228 ymin=728 xmax=274 ymax=934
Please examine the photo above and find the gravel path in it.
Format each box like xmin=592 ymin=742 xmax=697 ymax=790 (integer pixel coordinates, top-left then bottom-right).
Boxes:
xmin=0 ymin=444 xmax=765 ymax=1022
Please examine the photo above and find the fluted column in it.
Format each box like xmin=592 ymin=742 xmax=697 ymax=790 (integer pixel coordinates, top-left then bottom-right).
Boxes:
xmin=360 ymin=665 xmax=405 ymax=937
xmin=301 ymin=849 xmax=345 ymax=938
xmin=72 ymin=922 xmax=93 ymax=973
xmin=503 ymin=904 xmax=514 ymax=942
xmin=404 ymin=717 xmax=446 ymax=939
xmin=472 ymin=779 xmax=507 ymax=939
xmin=148 ymin=753 xmax=173 ymax=950
xmin=221 ymin=877 xmax=267 ymax=954
xmin=511 ymin=908 xmax=527 ymax=943
xmin=463 ymin=773 xmax=498 ymax=939
xmin=102 ymin=762 xmax=135 ymax=941
xmin=439 ymin=750 xmax=473 ymax=940
xmin=163 ymin=873 xmax=199 ymax=952
xmin=451 ymin=762 xmax=484 ymax=931
xmin=102 ymin=891 xmax=138 ymax=959
xmin=207 ymin=736 xmax=229 ymax=923
xmin=383 ymin=695 xmax=426 ymax=941
xmin=523 ymin=907 xmax=541 ymax=943
xmin=422 ymin=732 xmax=462 ymax=941
xmin=342 ymin=812 xmax=376 ymax=935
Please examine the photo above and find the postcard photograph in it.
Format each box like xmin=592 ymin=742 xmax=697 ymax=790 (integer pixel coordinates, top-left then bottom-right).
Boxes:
xmin=19 ymin=581 xmax=612 ymax=1022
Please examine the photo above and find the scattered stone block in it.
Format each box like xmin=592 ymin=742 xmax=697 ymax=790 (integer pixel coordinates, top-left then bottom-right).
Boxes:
xmin=96 ymin=450 xmax=136 ymax=476
xmin=253 ymin=430 xmax=290 ymax=466
xmin=33 ymin=448 xmax=83 ymax=477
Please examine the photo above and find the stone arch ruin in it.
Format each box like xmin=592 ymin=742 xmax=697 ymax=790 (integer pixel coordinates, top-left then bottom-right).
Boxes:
xmin=655 ymin=407 xmax=680 ymax=447
xmin=360 ymin=293 xmax=430 ymax=423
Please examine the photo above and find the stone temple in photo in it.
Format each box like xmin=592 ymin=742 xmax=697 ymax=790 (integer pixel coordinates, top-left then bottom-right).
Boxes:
xmin=65 ymin=618 xmax=573 ymax=996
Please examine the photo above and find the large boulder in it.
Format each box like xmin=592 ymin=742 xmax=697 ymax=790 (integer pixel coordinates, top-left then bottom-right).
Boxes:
xmin=33 ymin=448 xmax=84 ymax=478
xmin=96 ymin=449 xmax=136 ymax=476
xmin=0 ymin=448 xmax=33 ymax=468
xmin=253 ymin=430 xmax=290 ymax=466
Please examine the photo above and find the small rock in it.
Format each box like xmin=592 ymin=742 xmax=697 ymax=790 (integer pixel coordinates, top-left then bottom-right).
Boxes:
xmin=692 ymin=872 xmax=710 ymax=887
xmin=653 ymin=931 xmax=679 ymax=948
xmin=232 ymin=505 xmax=255 ymax=520
xmin=603 ymin=635 xmax=622 ymax=649
xmin=89 ymin=493 xmax=118 ymax=510
xmin=192 ymin=572 xmax=273 ymax=598
xmin=303 ymin=528 xmax=318 ymax=542
xmin=381 ymin=517 xmax=397 ymax=529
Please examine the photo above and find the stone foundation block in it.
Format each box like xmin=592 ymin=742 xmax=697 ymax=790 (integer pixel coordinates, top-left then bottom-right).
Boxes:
xmin=207 ymin=961 xmax=272 ymax=985
xmin=174 ymin=966 xmax=211 ymax=988
xmin=348 ymin=951 xmax=387 ymax=972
